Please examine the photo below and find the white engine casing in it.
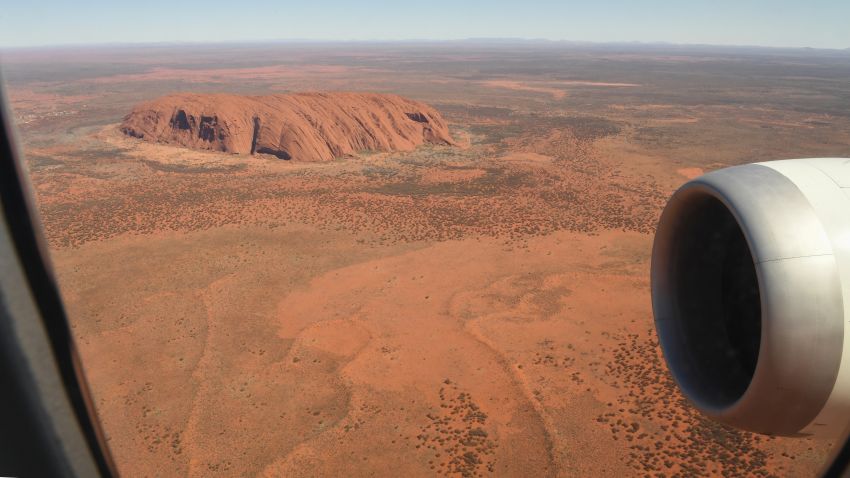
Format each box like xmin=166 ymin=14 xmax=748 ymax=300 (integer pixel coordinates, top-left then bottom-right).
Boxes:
xmin=652 ymin=158 xmax=850 ymax=436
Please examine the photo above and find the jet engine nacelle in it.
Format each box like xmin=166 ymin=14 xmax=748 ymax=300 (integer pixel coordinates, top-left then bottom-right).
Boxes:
xmin=652 ymin=158 xmax=850 ymax=436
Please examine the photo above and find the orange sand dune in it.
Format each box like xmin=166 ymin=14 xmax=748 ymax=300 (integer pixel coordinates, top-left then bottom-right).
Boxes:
xmin=481 ymin=80 xmax=568 ymax=100
xmin=677 ymin=167 xmax=704 ymax=179
xmin=551 ymin=80 xmax=640 ymax=87
xmin=481 ymin=80 xmax=639 ymax=100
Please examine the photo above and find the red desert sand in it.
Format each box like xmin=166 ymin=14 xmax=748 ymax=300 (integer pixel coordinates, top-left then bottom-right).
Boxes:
xmin=120 ymin=92 xmax=455 ymax=161
xmin=12 ymin=44 xmax=848 ymax=477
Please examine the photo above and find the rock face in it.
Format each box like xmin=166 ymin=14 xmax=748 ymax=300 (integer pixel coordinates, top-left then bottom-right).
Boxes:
xmin=120 ymin=92 xmax=454 ymax=161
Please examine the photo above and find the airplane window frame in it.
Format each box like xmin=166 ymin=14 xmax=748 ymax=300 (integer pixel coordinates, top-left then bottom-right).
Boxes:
xmin=0 ymin=80 xmax=116 ymax=477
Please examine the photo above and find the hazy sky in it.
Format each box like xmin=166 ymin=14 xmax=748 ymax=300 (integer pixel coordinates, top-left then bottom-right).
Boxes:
xmin=2 ymin=0 xmax=849 ymax=49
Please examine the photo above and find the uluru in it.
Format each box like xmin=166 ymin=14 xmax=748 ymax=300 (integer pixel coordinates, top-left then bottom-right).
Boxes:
xmin=120 ymin=92 xmax=455 ymax=161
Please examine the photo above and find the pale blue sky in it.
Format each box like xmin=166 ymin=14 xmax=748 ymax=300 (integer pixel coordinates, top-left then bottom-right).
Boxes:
xmin=1 ymin=0 xmax=848 ymax=49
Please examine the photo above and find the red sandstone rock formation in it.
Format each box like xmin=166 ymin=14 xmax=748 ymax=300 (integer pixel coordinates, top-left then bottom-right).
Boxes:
xmin=120 ymin=92 xmax=455 ymax=161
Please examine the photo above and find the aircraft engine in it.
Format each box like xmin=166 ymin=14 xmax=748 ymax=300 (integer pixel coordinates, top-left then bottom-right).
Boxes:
xmin=652 ymin=158 xmax=850 ymax=436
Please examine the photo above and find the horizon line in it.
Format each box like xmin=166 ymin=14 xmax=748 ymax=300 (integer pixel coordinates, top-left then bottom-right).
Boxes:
xmin=3 ymin=37 xmax=849 ymax=53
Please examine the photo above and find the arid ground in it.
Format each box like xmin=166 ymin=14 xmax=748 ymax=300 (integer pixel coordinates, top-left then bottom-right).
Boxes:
xmin=4 ymin=42 xmax=850 ymax=477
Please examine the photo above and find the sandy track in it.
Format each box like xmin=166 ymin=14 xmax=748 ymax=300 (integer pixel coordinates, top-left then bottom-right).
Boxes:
xmin=263 ymin=237 xmax=560 ymax=476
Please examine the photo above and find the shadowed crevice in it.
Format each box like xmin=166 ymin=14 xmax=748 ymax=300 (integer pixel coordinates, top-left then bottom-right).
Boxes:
xmin=256 ymin=147 xmax=291 ymax=160
xmin=250 ymin=117 xmax=260 ymax=155
xmin=405 ymin=112 xmax=429 ymax=123
xmin=171 ymin=110 xmax=191 ymax=130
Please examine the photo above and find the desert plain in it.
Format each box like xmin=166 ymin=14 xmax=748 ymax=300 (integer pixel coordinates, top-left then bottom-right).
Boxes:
xmin=4 ymin=41 xmax=850 ymax=477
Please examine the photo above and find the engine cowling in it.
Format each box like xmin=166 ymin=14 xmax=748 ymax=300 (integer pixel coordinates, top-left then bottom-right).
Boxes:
xmin=651 ymin=158 xmax=850 ymax=436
